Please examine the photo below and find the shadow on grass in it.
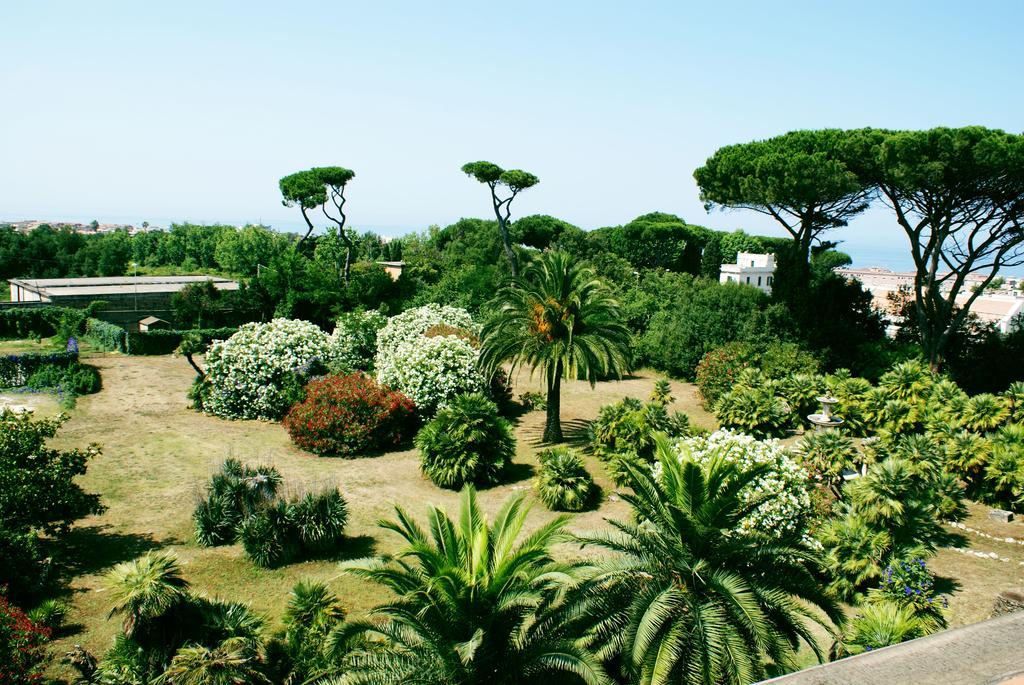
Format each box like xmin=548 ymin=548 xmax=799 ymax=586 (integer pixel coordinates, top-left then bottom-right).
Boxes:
xmin=522 ymin=418 xmax=594 ymax=449
xmin=934 ymin=574 xmax=962 ymax=597
xmin=306 ymin=534 xmax=378 ymax=564
xmin=56 ymin=525 xmax=168 ymax=578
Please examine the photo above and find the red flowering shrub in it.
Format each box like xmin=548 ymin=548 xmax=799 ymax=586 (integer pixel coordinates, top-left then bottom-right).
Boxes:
xmin=283 ymin=373 xmax=417 ymax=457
xmin=0 ymin=592 xmax=50 ymax=684
xmin=694 ymin=342 xmax=755 ymax=407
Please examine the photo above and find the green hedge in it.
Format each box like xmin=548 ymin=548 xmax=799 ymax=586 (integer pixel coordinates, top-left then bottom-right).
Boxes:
xmin=126 ymin=327 xmax=238 ymax=355
xmin=0 ymin=350 xmax=78 ymax=388
xmin=0 ymin=307 xmax=85 ymax=339
xmin=84 ymin=318 xmax=128 ymax=352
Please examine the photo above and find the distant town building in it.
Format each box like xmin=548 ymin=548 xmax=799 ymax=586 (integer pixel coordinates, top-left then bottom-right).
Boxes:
xmin=837 ymin=267 xmax=1024 ymax=334
xmin=720 ymin=252 xmax=776 ymax=294
xmin=6 ymin=276 xmax=239 ymax=327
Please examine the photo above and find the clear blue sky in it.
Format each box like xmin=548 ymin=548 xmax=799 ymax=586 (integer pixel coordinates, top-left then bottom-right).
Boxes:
xmin=3 ymin=1 xmax=1022 ymax=269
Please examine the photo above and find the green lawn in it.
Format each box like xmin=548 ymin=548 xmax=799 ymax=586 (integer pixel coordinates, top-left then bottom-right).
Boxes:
xmin=42 ymin=354 xmax=715 ymax=678
xmin=37 ymin=352 xmax=1024 ymax=680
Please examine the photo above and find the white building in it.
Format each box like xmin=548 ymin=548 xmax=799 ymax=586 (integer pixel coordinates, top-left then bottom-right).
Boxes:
xmin=720 ymin=252 xmax=776 ymax=294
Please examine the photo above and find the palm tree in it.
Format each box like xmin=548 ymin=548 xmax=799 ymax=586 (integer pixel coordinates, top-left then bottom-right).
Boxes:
xmin=107 ymin=552 xmax=191 ymax=640
xmin=330 ymin=487 xmax=607 ymax=685
xmin=575 ymin=438 xmax=842 ymax=685
xmin=480 ymin=251 xmax=630 ymax=443
xmin=158 ymin=637 xmax=270 ymax=685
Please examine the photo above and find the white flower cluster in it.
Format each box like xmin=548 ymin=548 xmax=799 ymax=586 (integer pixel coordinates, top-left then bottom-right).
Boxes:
xmin=374 ymin=304 xmax=485 ymax=415
xmin=374 ymin=303 xmax=478 ymax=361
xmin=330 ymin=310 xmax=387 ymax=372
xmin=204 ymin=318 xmax=338 ymax=420
xmin=662 ymin=429 xmax=812 ymax=540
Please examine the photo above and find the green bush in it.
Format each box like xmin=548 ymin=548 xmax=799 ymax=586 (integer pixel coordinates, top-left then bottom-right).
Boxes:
xmin=26 ymin=362 xmax=101 ymax=396
xmin=416 ymin=393 xmax=514 ymax=489
xmin=535 ymin=448 xmax=597 ymax=512
xmin=27 ymin=599 xmax=70 ymax=633
xmin=237 ymin=490 xmax=349 ymax=568
xmin=84 ymin=318 xmax=127 ymax=352
xmin=192 ymin=460 xmax=282 ymax=547
xmin=239 ymin=500 xmax=300 ymax=569
xmin=589 ymin=396 xmax=692 ymax=486
xmin=792 ymin=429 xmax=859 ymax=489
xmin=289 ymin=490 xmax=349 ymax=555
xmin=714 ymin=383 xmax=790 ymax=439
xmin=0 ymin=306 xmax=85 ymax=339
xmin=126 ymin=327 xmax=238 ymax=355
xmin=695 ymin=341 xmax=820 ymax=408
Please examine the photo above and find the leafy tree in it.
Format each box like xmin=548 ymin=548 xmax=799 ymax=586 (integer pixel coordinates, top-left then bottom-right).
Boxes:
xmin=171 ymin=280 xmax=223 ymax=329
xmin=0 ymin=410 xmax=104 ymax=602
xmin=576 ymin=438 xmax=842 ymax=684
xmin=279 ymin=166 xmax=357 ymax=281
xmin=480 ymin=251 xmax=630 ymax=442
xmin=511 ymin=214 xmax=578 ymax=250
xmin=694 ymin=130 xmax=871 ymax=271
xmin=461 ymin=161 xmax=539 ymax=276
xmin=852 ymin=126 xmax=1024 ymax=370
xmin=335 ymin=487 xmax=607 ymax=685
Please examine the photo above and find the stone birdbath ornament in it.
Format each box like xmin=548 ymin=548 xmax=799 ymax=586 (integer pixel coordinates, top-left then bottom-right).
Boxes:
xmin=807 ymin=395 xmax=844 ymax=431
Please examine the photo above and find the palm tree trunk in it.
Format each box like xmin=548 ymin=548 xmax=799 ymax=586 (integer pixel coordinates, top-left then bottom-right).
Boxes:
xmin=543 ymin=361 xmax=563 ymax=443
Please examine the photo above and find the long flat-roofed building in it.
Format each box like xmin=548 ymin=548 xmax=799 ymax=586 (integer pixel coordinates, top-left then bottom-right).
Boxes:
xmin=6 ymin=275 xmax=239 ymax=327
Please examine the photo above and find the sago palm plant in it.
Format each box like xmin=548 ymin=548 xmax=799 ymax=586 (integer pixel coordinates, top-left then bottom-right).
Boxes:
xmin=330 ymin=487 xmax=607 ymax=685
xmin=480 ymin=251 xmax=631 ymax=443
xmin=575 ymin=438 xmax=842 ymax=685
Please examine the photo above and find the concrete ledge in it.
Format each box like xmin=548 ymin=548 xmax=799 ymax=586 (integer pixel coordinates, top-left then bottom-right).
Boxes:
xmin=762 ymin=611 xmax=1024 ymax=685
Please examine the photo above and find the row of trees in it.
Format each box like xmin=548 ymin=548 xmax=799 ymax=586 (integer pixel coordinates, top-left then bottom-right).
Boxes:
xmin=695 ymin=127 xmax=1024 ymax=370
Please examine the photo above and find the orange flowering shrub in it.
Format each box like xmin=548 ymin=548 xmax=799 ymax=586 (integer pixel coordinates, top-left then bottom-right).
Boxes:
xmin=284 ymin=373 xmax=417 ymax=457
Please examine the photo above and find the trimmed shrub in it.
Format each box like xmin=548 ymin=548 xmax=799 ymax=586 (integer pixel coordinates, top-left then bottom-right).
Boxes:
xmin=0 ymin=306 xmax=84 ymax=339
xmin=0 ymin=350 xmax=78 ymax=388
xmin=283 ymin=373 xmax=416 ymax=457
xmin=330 ymin=310 xmax=387 ymax=372
xmin=535 ymin=448 xmax=597 ymax=512
xmin=416 ymin=394 xmax=514 ymax=489
xmin=126 ymin=327 xmax=238 ymax=355
xmin=202 ymin=319 xmax=339 ymax=420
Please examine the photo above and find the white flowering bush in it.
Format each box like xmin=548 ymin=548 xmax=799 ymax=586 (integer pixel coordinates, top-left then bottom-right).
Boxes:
xmin=656 ymin=429 xmax=812 ymax=540
xmin=376 ymin=335 xmax=485 ymax=415
xmin=330 ymin=310 xmax=387 ymax=372
xmin=374 ymin=304 xmax=485 ymax=415
xmin=374 ymin=304 xmax=477 ymax=362
xmin=203 ymin=318 xmax=338 ymax=420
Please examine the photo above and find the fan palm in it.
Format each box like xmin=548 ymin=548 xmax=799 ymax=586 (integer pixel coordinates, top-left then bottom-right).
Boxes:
xmin=158 ymin=637 xmax=270 ymax=685
xmin=962 ymin=393 xmax=1010 ymax=433
xmin=330 ymin=487 xmax=607 ymax=685
xmin=106 ymin=552 xmax=191 ymax=640
xmin=480 ymin=251 xmax=630 ymax=443
xmin=832 ymin=601 xmax=936 ymax=658
xmin=575 ymin=438 xmax=842 ymax=685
